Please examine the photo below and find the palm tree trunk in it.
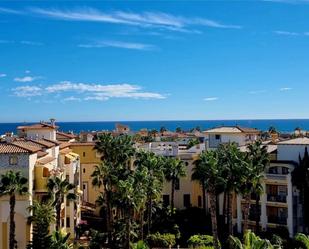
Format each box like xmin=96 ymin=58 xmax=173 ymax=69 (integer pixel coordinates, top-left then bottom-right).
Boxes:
xmin=171 ymin=180 xmax=175 ymax=212
xmin=223 ymin=191 xmax=227 ymax=225
xmin=228 ymin=192 xmax=233 ymax=236
xmin=242 ymin=193 xmax=251 ymax=234
xmin=125 ymin=208 xmax=131 ymax=249
xmin=106 ymin=190 xmax=113 ymax=248
xmin=202 ymin=181 xmax=206 ymax=214
xmin=55 ymin=197 xmax=62 ymax=231
xmin=9 ymin=194 xmax=16 ymax=249
xmin=140 ymin=208 xmax=144 ymax=241
xmin=209 ymin=192 xmax=220 ymax=249
xmin=255 ymin=195 xmax=260 ymax=234
xmin=147 ymin=197 xmax=152 ymax=236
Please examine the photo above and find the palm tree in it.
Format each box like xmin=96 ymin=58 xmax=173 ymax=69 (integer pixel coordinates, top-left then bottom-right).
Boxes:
xmin=246 ymin=140 xmax=269 ymax=233
xmin=191 ymin=158 xmax=208 ymax=213
xmin=134 ymin=151 xmax=165 ymax=237
xmin=163 ymin=157 xmax=186 ymax=212
xmin=229 ymin=230 xmax=276 ymax=249
xmin=218 ymin=143 xmax=243 ymax=236
xmin=27 ymin=201 xmax=55 ymax=249
xmin=47 ymin=176 xmax=76 ymax=231
xmin=195 ymin=150 xmax=225 ymax=249
xmin=50 ymin=230 xmax=73 ymax=249
xmin=0 ymin=170 xmax=28 ymax=249
xmin=93 ymin=134 xmax=136 ymax=248
xmin=292 ymin=147 xmax=309 ymax=233
xmin=295 ymin=233 xmax=309 ymax=249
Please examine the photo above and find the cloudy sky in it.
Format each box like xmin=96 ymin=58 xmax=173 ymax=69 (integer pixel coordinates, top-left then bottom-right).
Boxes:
xmin=0 ymin=0 xmax=309 ymax=122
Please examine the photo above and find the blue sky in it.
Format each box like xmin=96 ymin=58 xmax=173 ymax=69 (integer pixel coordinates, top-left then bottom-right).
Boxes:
xmin=1 ymin=0 xmax=309 ymax=122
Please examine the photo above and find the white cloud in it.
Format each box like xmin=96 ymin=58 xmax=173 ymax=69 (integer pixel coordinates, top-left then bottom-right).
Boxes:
xmin=274 ymin=30 xmax=299 ymax=36
xmin=280 ymin=87 xmax=292 ymax=91
xmin=249 ymin=90 xmax=266 ymax=94
xmin=204 ymin=97 xmax=218 ymax=101
xmin=14 ymin=76 xmax=41 ymax=82
xmin=20 ymin=41 xmax=43 ymax=46
xmin=12 ymin=81 xmax=166 ymax=101
xmin=29 ymin=8 xmax=242 ymax=31
xmin=62 ymin=96 xmax=81 ymax=102
xmin=79 ymin=40 xmax=156 ymax=50
xmin=0 ymin=73 xmax=6 ymax=78
xmin=12 ymin=86 xmax=42 ymax=97
xmin=0 ymin=7 xmax=22 ymax=14
xmin=25 ymin=70 xmax=31 ymax=74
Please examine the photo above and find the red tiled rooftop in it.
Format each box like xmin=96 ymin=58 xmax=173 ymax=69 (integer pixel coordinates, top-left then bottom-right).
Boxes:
xmin=0 ymin=144 xmax=31 ymax=154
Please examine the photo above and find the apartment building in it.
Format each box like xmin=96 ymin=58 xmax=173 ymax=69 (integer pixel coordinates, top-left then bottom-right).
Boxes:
xmin=0 ymin=121 xmax=81 ymax=249
xmin=203 ymin=126 xmax=260 ymax=149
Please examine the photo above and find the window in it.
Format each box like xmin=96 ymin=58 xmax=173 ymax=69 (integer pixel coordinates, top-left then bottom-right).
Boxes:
xmin=163 ymin=195 xmax=170 ymax=207
xmin=43 ymin=167 xmax=50 ymax=177
xmin=183 ymin=194 xmax=191 ymax=208
xmin=185 ymin=161 xmax=189 ymax=166
xmin=9 ymin=156 xmax=18 ymax=165
xmin=198 ymin=195 xmax=202 ymax=207
xmin=83 ymin=152 xmax=86 ymax=157
xmin=215 ymin=134 xmax=221 ymax=140
xmin=282 ymin=167 xmax=289 ymax=175
xmin=175 ymin=178 xmax=180 ymax=190
xmin=66 ymin=217 xmax=70 ymax=228
xmin=83 ymin=168 xmax=86 ymax=173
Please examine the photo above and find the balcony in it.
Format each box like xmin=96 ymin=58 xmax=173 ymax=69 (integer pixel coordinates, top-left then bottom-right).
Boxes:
xmin=266 ymin=174 xmax=287 ymax=181
xmin=268 ymin=216 xmax=287 ymax=225
xmin=267 ymin=194 xmax=287 ymax=203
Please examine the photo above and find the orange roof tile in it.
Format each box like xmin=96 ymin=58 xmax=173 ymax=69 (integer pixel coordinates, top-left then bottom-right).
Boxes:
xmin=0 ymin=143 xmax=31 ymax=153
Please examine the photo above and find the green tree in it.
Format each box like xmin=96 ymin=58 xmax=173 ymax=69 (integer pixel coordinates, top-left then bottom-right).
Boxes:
xmin=187 ymin=138 xmax=200 ymax=149
xmin=195 ymin=150 xmax=225 ymax=249
xmin=160 ymin=127 xmax=167 ymax=134
xmin=229 ymin=230 xmax=277 ymax=249
xmin=163 ymin=157 xmax=186 ymax=212
xmin=0 ymin=170 xmax=28 ymax=249
xmin=246 ymin=140 xmax=269 ymax=233
xmin=50 ymin=230 xmax=73 ymax=249
xmin=192 ymin=158 xmax=208 ymax=213
xmin=292 ymin=147 xmax=309 ymax=232
xmin=47 ymin=175 xmax=76 ymax=231
xmin=295 ymin=233 xmax=309 ymax=249
xmin=93 ymin=134 xmax=136 ymax=248
xmin=176 ymin=127 xmax=182 ymax=133
xmin=27 ymin=201 xmax=55 ymax=249
xmin=218 ymin=143 xmax=243 ymax=236
xmin=134 ymin=151 xmax=165 ymax=237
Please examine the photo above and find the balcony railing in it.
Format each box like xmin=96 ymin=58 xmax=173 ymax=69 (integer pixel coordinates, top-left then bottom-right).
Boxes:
xmin=266 ymin=174 xmax=287 ymax=181
xmin=268 ymin=216 xmax=287 ymax=225
xmin=267 ymin=194 xmax=287 ymax=203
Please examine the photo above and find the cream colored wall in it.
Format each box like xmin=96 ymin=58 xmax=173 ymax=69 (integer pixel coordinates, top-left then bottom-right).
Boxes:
xmin=162 ymin=158 xmax=203 ymax=209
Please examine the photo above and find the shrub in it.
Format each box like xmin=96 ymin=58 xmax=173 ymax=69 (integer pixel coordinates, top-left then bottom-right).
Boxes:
xmin=188 ymin=235 xmax=217 ymax=248
xmin=146 ymin=232 xmax=176 ymax=248
xmin=131 ymin=241 xmax=149 ymax=249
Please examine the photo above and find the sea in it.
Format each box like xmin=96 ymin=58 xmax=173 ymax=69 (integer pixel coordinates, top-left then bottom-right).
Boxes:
xmin=0 ymin=119 xmax=309 ymax=135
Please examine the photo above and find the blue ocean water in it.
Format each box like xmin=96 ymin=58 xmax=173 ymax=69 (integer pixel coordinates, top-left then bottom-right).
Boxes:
xmin=0 ymin=119 xmax=309 ymax=135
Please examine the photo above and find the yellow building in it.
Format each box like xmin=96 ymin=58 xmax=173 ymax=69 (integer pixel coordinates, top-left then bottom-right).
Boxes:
xmin=70 ymin=142 xmax=102 ymax=213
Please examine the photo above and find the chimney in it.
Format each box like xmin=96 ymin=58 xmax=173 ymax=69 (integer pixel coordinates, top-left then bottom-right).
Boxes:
xmin=50 ymin=118 xmax=56 ymax=127
xmin=271 ymin=132 xmax=278 ymax=144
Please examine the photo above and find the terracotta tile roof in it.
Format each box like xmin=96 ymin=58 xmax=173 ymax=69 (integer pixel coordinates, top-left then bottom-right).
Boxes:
xmin=17 ymin=122 xmax=58 ymax=130
xmin=0 ymin=143 xmax=31 ymax=153
xmin=70 ymin=142 xmax=96 ymax=146
xmin=37 ymin=151 xmax=48 ymax=158
xmin=237 ymin=126 xmax=260 ymax=134
xmin=11 ymin=141 xmax=42 ymax=153
xmin=32 ymin=139 xmax=56 ymax=148
xmin=57 ymin=131 xmax=76 ymax=139
xmin=37 ymin=156 xmax=56 ymax=165
xmin=60 ymin=147 xmax=72 ymax=154
xmin=59 ymin=142 xmax=71 ymax=149
xmin=42 ymin=138 xmax=61 ymax=146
